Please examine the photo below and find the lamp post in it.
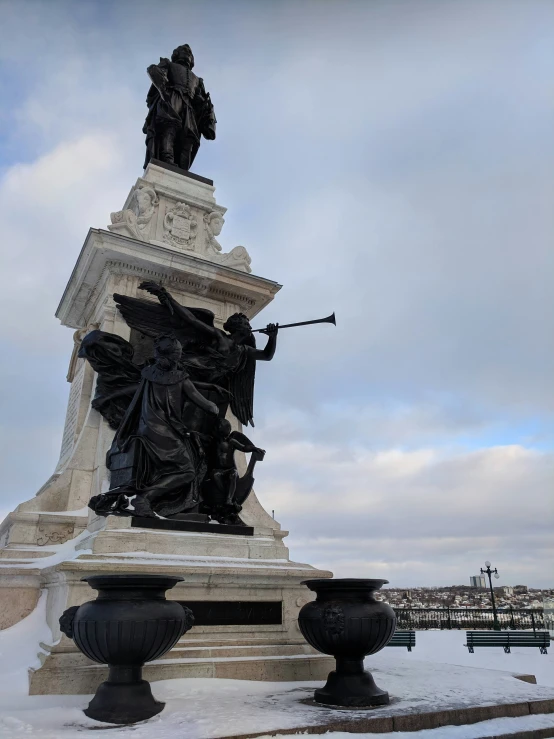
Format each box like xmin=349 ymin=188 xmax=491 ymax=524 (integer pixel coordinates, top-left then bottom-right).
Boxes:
xmin=481 ymin=561 xmax=501 ymax=631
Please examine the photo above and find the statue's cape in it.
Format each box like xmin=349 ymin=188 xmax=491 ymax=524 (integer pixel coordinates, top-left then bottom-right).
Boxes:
xmin=107 ymin=376 xmax=206 ymax=516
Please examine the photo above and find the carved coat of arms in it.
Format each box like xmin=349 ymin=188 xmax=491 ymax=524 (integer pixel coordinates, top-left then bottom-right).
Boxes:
xmin=163 ymin=202 xmax=197 ymax=248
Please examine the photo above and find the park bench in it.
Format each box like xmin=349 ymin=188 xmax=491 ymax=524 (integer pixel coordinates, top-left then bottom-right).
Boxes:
xmin=386 ymin=630 xmax=416 ymax=651
xmin=465 ymin=630 xmax=550 ymax=654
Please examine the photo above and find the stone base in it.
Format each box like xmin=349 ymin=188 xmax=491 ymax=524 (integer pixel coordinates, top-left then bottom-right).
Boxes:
xmin=149 ymin=158 xmax=214 ymax=185
xmin=218 ymin=699 xmax=554 ymax=738
xmin=0 ymin=510 xmax=89 ymax=563
xmin=31 ymin=648 xmax=335 ymax=695
xmin=0 ymin=567 xmax=42 ymax=629
xmin=130 ymin=517 xmax=254 ymax=536
xmin=27 ymin=516 xmax=332 ymax=695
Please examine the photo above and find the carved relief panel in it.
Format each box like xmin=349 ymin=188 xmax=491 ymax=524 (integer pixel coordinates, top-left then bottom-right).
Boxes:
xmin=36 ymin=522 xmax=75 ymax=546
xmin=203 ymin=211 xmax=224 ymax=254
xmin=109 ymin=184 xmax=159 ymax=242
xmin=106 ymin=170 xmax=253 ymax=272
xmin=163 ymin=202 xmax=198 ymax=249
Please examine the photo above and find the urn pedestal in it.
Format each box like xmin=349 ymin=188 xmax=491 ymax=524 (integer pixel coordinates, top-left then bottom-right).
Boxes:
xmin=298 ymin=578 xmax=396 ymax=707
xmin=60 ymin=574 xmax=193 ymax=724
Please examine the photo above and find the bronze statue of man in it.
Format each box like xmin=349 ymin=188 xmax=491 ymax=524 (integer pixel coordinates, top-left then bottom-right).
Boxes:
xmin=143 ymin=44 xmax=216 ymax=171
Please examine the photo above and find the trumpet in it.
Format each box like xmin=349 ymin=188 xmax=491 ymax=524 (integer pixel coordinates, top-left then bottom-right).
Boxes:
xmin=251 ymin=312 xmax=336 ymax=333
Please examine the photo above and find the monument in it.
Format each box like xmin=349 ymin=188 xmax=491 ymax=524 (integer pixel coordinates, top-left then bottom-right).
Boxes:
xmin=0 ymin=44 xmax=335 ymax=695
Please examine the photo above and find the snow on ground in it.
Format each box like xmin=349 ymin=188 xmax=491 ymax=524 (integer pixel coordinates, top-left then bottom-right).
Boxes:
xmin=0 ymin=590 xmax=52 ymax=698
xmin=369 ymin=629 xmax=554 ymax=687
xmin=0 ymin=606 xmax=553 ymax=738
xmin=0 ymin=653 xmax=553 ymax=737
xmin=1 ymin=667 xmax=554 ymax=739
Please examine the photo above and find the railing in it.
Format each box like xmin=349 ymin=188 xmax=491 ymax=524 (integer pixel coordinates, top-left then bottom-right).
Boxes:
xmin=393 ymin=607 xmax=545 ymax=631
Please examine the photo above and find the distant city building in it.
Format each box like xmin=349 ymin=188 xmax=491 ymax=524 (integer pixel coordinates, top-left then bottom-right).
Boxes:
xmin=514 ymin=585 xmax=528 ymax=594
xmin=500 ymin=586 xmax=514 ymax=597
xmin=470 ymin=575 xmax=487 ymax=588
xmin=379 ymin=585 xmax=553 ymax=611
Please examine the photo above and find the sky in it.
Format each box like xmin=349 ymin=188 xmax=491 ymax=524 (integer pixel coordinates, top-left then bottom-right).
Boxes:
xmin=0 ymin=0 xmax=552 ymax=587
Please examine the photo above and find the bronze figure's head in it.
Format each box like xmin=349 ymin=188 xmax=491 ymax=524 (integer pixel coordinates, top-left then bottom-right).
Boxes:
xmin=171 ymin=44 xmax=194 ymax=69
xmin=223 ymin=313 xmax=255 ymax=346
xmin=216 ymin=418 xmax=232 ymax=439
xmin=154 ymin=334 xmax=182 ymax=369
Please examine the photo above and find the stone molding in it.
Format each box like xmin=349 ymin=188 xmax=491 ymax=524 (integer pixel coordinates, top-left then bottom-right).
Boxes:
xmin=99 ymin=260 xmax=257 ymax=311
xmin=56 ymin=229 xmax=280 ymax=330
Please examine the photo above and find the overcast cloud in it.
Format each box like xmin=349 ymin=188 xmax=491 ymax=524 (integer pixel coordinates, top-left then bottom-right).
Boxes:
xmin=0 ymin=0 xmax=552 ymax=586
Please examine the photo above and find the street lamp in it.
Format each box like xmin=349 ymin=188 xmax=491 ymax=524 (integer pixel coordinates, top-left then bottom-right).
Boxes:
xmin=481 ymin=561 xmax=501 ymax=631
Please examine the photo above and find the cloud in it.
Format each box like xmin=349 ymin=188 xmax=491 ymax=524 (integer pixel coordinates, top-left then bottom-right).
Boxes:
xmin=254 ymin=431 xmax=554 ymax=586
xmin=0 ymin=134 xmax=134 ymax=502
xmin=0 ymin=133 xmax=133 ymax=348
xmin=0 ymin=426 xmax=62 ymax=509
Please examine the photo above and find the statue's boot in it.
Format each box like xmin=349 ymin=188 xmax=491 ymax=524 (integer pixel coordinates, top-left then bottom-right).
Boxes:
xmin=179 ymin=138 xmax=196 ymax=171
xmin=159 ymin=127 xmax=177 ymax=164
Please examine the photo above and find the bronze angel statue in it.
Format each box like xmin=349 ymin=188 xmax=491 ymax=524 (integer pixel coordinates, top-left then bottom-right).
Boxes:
xmin=114 ymin=281 xmax=278 ymax=427
xmin=78 ymin=281 xmax=277 ymax=523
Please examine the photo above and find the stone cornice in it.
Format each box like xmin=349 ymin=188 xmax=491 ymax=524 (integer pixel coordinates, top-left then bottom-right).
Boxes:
xmin=56 ymin=229 xmax=281 ymax=329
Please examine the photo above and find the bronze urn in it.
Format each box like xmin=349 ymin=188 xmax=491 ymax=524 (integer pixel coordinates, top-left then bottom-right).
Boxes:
xmin=299 ymin=578 xmax=396 ymax=707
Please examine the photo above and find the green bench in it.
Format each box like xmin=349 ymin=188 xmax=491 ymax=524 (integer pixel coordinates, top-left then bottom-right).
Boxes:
xmin=465 ymin=630 xmax=550 ymax=654
xmin=386 ymin=630 xmax=416 ymax=651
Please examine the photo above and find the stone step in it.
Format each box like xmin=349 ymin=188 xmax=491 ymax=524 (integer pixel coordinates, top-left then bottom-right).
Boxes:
xmin=0 ymin=511 xmax=89 ymax=556
xmin=30 ymin=653 xmax=335 ymax=695
xmin=0 ymin=560 xmax=42 ymax=566
xmin=167 ymin=643 xmax=315 ymax=659
xmin=177 ymin=636 xmax=307 ymax=648
xmin=0 ymin=547 xmax=56 ymax=560
xmin=146 ymin=652 xmax=334 ymax=683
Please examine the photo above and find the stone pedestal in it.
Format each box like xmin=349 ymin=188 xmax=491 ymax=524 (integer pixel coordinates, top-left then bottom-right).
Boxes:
xmin=0 ymin=163 xmax=333 ymax=692
xmin=31 ymin=521 xmax=334 ymax=694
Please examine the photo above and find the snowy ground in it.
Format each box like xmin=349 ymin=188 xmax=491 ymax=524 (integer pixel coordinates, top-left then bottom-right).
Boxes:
xmin=0 ymin=599 xmax=553 ymax=738
xmin=371 ymin=628 xmax=554 ymax=688
xmin=1 ymin=675 xmax=554 ymax=739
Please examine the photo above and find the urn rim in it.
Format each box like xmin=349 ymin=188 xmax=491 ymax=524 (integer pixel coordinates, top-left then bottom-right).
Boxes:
xmin=81 ymin=574 xmax=184 ymax=590
xmin=301 ymin=578 xmax=389 ymax=592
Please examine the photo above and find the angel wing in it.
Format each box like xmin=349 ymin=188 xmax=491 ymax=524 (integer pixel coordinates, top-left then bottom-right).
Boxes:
xmin=228 ymin=349 xmax=256 ymax=427
xmin=78 ymin=330 xmax=142 ymax=430
xmin=113 ymin=293 xmax=215 ymax=344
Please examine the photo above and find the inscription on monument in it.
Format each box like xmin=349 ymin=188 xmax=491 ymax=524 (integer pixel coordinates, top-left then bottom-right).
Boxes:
xmin=177 ymin=601 xmax=282 ymax=626
xmin=57 ymin=359 xmax=86 ymax=469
